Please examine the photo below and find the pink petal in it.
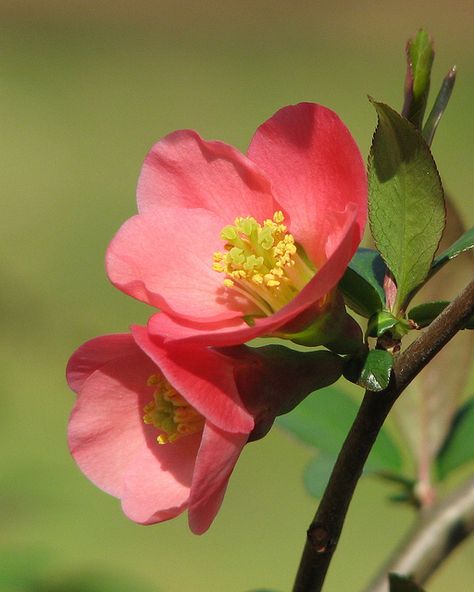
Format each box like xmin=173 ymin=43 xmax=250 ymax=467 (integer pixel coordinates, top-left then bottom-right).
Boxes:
xmin=68 ymin=351 xmax=155 ymax=497
xmin=121 ymin=431 xmax=200 ymax=524
xmin=188 ymin=423 xmax=247 ymax=534
xmin=66 ymin=333 xmax=137 ymax=394
xmin=248 ymin=103 xmax=367 ymax=267
xmin=137 ymin=129 xmax=276 ymax=222
xmin=148 ymin=312 xmax=253 ymax=346
xmin=147 ymin=207 xmax=359 ymax=346
xmin=106 ymin=207 xmax=259 ymax=321
xmin=131 ymin=325 xmax=254 ymax=434
xmin=68 ymin=350 xmax=196 ymax=521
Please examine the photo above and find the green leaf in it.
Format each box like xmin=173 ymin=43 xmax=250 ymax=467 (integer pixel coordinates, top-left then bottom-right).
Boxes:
xmin=408 ymin=301 xmax=474 ymax=329
xmin=368 ymin=426 xmax=404 ymax=475
xmin=339 ymin=248 xmax=386 ymax=317
xmin=375 ymin=473 xmax=418 ymax=506
xmin=393 ymin=199 xmax=474 ymax=483
xmin=389 ymin=573 xmax=426 ymax=592
xmin=357 ymin=350 xmax=393 ymax=392
xmin=431 ymin=226 xmax=474 ymax=275
xmin=276 ymin=387 xmax=402 ymax=467
xmin=436 ymin=397 xmax=474 ymax=480
xmin=367 ymin=311 xmax=402 ymax=337
xmin=277 ymin=385 xmax=358 ymax=454
xmin=302 ymin=424 xmax=402 ymax=499
xmin=344 ymin=349 xmax=393 ymax=392
xmin=402 ymin=30 xmax=434 ymax=129
xmin=408 ymin=301 xmax=448 ymax=327
xmin=278 ymin=386 xmax=403 ymax=498
xmin=304 ymin=453 xmax=335 ymax=497
xmin=368 ymin=100 xmax=445 ymax=313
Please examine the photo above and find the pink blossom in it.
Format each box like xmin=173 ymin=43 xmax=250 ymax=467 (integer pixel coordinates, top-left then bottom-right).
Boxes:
xmin=67 ymin=326 xmax=344 ymax=532
xmin=67 ymin=327 xmax=256 ymax=534
xmin=106 ymin=103 xmax=367 ymax=346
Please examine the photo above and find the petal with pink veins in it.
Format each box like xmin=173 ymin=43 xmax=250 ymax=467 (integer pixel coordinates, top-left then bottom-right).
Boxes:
xmin=66 ymin=333 xmax=137 ymax=394
xmin=106 ymin=207 xmax=260 ymax=321
xmin=137 ymin=129 xmax=276 ymax=222
xmin=248 ymin=102 xmax=367 ymax=267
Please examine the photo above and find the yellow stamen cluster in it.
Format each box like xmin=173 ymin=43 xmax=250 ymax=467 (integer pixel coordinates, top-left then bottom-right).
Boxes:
xmin=213 ymin=211 xmax=314 ymax=315
xmin=143 ymin=374 xmax=204 ymax=445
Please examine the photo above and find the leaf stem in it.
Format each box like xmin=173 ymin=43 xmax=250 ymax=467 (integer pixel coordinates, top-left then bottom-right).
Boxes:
xmin=292 ymin=278 xmax=474 ymax=592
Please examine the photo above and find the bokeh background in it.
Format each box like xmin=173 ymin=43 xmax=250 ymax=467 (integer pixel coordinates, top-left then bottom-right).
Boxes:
xmin=1 ymin=1 xmax=473 ymax=591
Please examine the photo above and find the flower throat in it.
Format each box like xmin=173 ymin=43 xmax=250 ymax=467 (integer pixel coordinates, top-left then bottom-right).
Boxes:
xmin=143 ymin=374 xmax=204 ymax=444
xmin=213 ymin=211 xmax=314 ymax=316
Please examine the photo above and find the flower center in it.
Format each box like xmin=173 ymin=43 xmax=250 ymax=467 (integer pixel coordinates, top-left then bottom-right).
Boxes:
xmin=213 ymin=211 xmax=314 ymax=316
xmin=143 ymin=374 xmax=204 ymax=444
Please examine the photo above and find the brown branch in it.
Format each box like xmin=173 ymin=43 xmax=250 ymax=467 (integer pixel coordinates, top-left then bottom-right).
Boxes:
xmin=292 ymin=278 xmax=474 ymax=592
xmin=366 ymin=476 xmax=474 ymax=591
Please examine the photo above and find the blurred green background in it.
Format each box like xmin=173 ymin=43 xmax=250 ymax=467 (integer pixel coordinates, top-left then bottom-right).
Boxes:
xmin=1 ymin=1 xmax=473 ymax=590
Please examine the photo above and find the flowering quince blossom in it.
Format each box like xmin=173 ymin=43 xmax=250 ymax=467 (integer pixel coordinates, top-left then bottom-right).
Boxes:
xmin=106 ymin=103 xmax=367 ymax=347
xmin=67 ymin=326 xmax=252 ymax=534
xmin=67 ymin=326 xmax=342 ymax=533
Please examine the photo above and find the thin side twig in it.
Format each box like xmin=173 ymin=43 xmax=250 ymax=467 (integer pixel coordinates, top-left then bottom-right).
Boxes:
xmin=366 ymin=476 xmax=474 ymax=591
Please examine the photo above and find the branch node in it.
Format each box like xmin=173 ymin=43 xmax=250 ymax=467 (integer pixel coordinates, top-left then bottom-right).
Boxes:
xmin=307 ymin=523 xmax=332 ymax=553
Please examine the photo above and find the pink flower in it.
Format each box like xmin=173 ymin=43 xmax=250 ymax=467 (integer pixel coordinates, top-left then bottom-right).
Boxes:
xmin=106 ymin=103 xmax=367 ymax=346
xmin=67 ymin=326 xmax=343 ymax=533
xmin=67 ymin=326 xmax=254 ymax=534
